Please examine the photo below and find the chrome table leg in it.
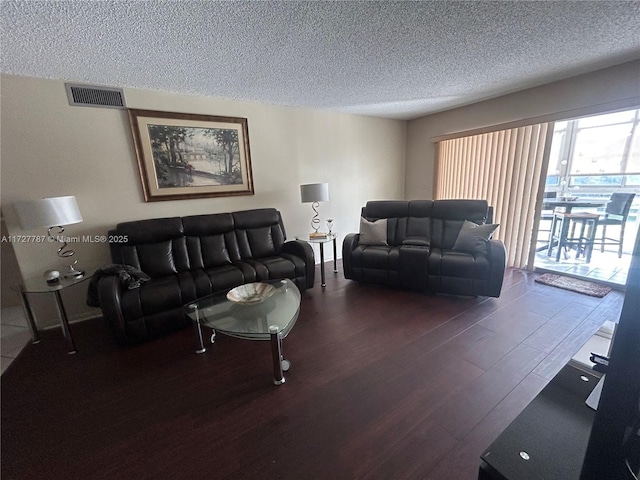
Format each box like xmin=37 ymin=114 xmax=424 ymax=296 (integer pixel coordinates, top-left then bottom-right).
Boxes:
xmin=18 ymin=289 xmax=40 ymax=344
xmin=319 ymin=242 xmax=326 ymax=287
xmin=190 ymin=304 xmax=207 ymax=354
xmin=270 ymin=325 xmax=286 ymax=385
xmin=53 ymin=290 xmax=76 ymax=354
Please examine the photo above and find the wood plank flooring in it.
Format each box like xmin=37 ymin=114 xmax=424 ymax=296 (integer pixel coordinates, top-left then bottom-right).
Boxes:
xmin=1 ymin=266 xmax=624 ymax=480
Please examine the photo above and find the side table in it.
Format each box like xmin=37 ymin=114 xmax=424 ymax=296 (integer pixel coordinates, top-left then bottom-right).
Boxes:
xmin=296 ymin=233 xmax=337 ymax=287
xmin=15 ymin=270 xmax=93 ymax=354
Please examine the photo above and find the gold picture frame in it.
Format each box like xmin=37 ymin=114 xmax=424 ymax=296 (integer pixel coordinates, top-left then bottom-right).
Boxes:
xmin=127 ymin=109 xmax=254 ymax=202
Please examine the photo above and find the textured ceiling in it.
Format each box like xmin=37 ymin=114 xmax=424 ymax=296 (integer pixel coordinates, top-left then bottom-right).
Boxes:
xmin=1 ymin=1 xmax=639 ymax=120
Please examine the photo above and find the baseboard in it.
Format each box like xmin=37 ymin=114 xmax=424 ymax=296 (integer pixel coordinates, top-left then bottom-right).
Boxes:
xmin=40 ymin=309 xmax=102 ymax=330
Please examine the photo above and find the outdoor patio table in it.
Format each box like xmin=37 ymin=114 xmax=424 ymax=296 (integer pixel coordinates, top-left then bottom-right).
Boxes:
xmin=540 ymin=199 xmax=608 ymax=256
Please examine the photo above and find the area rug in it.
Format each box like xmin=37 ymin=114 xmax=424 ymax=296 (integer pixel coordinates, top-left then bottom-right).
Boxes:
xmin=535 ymin=273 xmax=612 ymax=298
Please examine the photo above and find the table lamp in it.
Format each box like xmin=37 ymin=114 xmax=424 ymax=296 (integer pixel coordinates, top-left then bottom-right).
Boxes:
xmin=300 ymin=183 xmax=329 ymax=237
xmin=13 ymin=195 xmax=85 ymax=279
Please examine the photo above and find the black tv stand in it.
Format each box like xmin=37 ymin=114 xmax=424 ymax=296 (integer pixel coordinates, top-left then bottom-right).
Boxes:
xmin=479 ymin=363 xmax=601 ymax=480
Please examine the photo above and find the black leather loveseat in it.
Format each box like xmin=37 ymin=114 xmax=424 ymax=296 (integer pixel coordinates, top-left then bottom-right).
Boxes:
xmin=342 ymin=200 xmax=506 ymax=297
xmin=96 ymin=208 xmax=314 ymax=344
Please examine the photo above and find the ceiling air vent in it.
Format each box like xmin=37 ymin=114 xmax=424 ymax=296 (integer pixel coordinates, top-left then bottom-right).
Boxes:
xmin=65 ymin=83 xmax=126 ymax=109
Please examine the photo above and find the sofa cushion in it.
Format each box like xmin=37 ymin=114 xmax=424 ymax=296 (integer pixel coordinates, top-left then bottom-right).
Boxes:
xmin=351 ymin=245 xmax=400 ymax=270
xmin=233 ymin=209 xmax=286 ymax=259
xmin=182 ymin=213 xmax=235 ymax=236
xmin=406 ymin=217 xmax=430 ymax=240
xmin=349 ymin=244 xmax=401 ymax=287
xmin=186 ymin=235 xmax=234 ymax=269
xmin=183 ymin=213 xmax=239 ymax=267
xmin=190 ymin=266 xmax=247 ymax=298
xmin=363 ymin=201 xmax=409 ymax=219
xmin=432 ymin=200 xmax=489 ymax=223
xmin=427 ymin=248 xmax=492 ymax=295
xmin=114 ymin=217 xmax=184 ymax=244
xmin=242 ymin=257 xmax=297 ymax=282
xmin=120 ymin=275 xmax=185 ymax=319
xmin=452 ymin=220 xmax=499 ymax=255
xmin=136 ymin=240 xmax=179 ymax=277
xmin=359 ymin=217 xmax=388 ymax=245
xmin=430 ymin=200 xmax=490 ymax=249
xmin=110 ymin=217 xmax=189 ymax=276
xmin=247 ymin=227 xmax=279 ymax=257
xmin=408 ymin=200 xmax=434 ymax=217
xmin=402 ymin=237 xmax=430 ymax=247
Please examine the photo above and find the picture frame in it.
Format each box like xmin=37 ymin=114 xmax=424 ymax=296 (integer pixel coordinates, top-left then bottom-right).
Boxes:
xmin=127 ymin=109 xmax=254 ymax=201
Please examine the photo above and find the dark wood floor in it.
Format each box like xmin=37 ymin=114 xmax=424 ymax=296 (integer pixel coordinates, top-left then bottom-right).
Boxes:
xmin=1 ymin=266 xmax=624 ymax=480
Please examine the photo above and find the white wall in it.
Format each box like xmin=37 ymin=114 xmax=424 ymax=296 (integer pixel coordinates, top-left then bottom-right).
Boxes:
xmin=406 ymin=60 xmax=640 ymax=200
xmin=0 ymin=74 xmax=407 ymax=327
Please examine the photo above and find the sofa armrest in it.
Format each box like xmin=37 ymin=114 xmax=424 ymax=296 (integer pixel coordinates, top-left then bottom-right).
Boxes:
xmin=282 ymin=239 xmax=315 ymax=289
xmin=342 ymin=233 xmax=360 ymax=279
xmin=486 ymin=239 xmax=507 ymax=297
xmin=97 ymin=275 xmax=128 ymax=345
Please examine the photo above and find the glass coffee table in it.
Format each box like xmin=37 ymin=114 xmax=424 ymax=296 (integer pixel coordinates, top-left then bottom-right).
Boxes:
xmin=184 ymin=278 xmax=301 ymax=385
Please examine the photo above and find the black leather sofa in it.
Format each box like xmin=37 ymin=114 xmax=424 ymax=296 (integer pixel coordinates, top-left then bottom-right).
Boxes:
xmin=97 ymin=208 xmax=314 ymax=344
xmin=342 ymin=200 xmax=506 ymax=297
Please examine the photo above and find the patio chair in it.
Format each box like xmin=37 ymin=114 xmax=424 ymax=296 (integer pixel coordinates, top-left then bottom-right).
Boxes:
xmin=593 ymin=192 xmax=636 ymax=258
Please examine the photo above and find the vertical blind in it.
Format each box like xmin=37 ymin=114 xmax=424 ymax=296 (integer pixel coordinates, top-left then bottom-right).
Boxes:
xmin=435 ymin=123 xmax=552 ymax=268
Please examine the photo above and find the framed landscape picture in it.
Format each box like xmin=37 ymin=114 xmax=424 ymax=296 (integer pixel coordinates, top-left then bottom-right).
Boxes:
xmin=127 ymin=109 xmax=254 ymax=201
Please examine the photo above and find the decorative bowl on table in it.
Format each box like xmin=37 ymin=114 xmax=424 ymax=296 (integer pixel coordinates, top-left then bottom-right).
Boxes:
xmin=226 ymin=282 xmax=276 ymax=304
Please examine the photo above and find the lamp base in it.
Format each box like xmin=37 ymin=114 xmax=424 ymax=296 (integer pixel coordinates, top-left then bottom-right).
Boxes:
xmin=63 ymin=265 xmax=85 ymax=279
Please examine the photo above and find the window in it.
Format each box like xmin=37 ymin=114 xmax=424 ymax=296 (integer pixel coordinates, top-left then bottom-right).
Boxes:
xmin=546 ymin=109 xmax=640 ymax=190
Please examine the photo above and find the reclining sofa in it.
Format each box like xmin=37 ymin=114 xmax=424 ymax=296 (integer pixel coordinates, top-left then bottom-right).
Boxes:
xmin=342 ymin=200 xmax=506 ymax=297
xmin=96 ymin=208 xmax=314 ymax=344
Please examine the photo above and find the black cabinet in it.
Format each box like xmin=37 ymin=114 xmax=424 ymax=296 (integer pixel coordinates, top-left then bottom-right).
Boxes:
xmin=479 ymin=364 xmax=600 ymax=480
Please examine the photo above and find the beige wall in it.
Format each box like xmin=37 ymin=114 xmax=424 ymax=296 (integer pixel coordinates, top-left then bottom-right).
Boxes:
xmin=1 ymin=214 xmax=22 ymax=308
xmin=0 ymin=74 xmax=407 ymax=326
xmin=406 ymin=60 xmax=640 ymax=200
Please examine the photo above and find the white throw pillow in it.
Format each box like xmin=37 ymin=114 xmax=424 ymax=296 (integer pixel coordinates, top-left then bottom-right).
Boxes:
xmin=452 ymin=220 xmax=499 ymax=255
xmin=359 ymin=218 xmax=388 ymax=246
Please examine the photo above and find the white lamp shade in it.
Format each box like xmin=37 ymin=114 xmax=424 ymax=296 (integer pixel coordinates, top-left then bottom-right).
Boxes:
xmin=14 ymin=196 xmax=83 ymax=230
xmin=300 ymin=183 xmax=329 ymax=203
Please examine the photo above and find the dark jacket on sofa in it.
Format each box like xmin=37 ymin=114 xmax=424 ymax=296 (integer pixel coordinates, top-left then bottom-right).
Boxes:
xmin=96 ymin=208 xmax=314 ymax=344
xmin=342 ymin=200 xmax=506 ymax=297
